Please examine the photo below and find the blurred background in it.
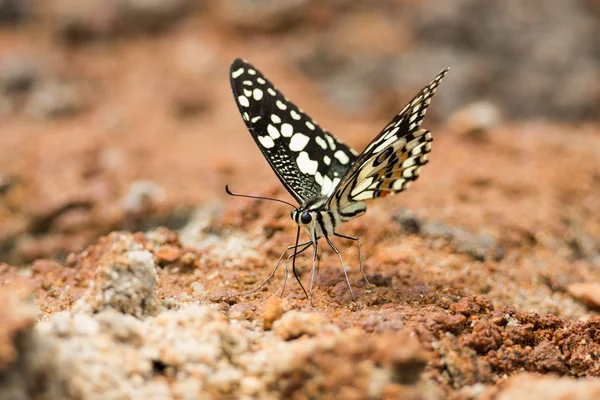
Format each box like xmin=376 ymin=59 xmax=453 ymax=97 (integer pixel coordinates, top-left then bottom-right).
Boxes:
xmin=0 ymin=0 xmax=599 ymax=265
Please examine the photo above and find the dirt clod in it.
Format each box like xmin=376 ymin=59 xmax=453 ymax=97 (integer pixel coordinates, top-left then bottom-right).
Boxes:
xmin=262 ymin=295 xmax=289 ymax=330
xmin=73 ymin=232 xmax=161 ymax=318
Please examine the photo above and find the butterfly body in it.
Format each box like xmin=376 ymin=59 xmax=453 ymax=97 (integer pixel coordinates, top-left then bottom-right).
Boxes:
xmin=228 ymin=58 xmax=448 ymax=303
xmin=291 ymin=197 xmax=366 ymax=243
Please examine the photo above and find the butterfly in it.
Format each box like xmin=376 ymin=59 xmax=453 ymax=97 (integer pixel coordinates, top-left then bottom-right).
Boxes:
xmin=227 ymin=58 xmax=448 ymax=304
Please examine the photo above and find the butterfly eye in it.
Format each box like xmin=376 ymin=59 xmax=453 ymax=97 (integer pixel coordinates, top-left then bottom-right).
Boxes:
xmin=300 ymin=212 xmax=312 ymax=224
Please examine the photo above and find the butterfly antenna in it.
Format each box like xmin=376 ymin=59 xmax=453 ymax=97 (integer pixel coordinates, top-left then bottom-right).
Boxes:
xmin=225 ymin=185 xmax=296 ymax=208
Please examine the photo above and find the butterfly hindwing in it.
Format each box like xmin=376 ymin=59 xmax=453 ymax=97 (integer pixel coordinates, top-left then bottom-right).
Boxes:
xmin=331 ymin=68 xmax=449 ymax=209
xmin=230 ymin=59 xmax=358 ymax=204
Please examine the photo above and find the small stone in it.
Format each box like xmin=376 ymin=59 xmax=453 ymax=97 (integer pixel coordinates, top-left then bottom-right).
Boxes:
xmin=214 ymin=0 xmax=309 ymax=32
xmin=25 ymin=80 xmax=88 ymax=120
xmin=262 ymin=295 xmax=288 ymax=331
xmin=229 ymin=303 xmax=257 ymax=321
xmin=567 ymin=282 xmax=600 ymax=309
xmin=451 ymin=229 xmax=504 ymax=262
xmin=179 ymin=252 xmax=198 ymax=268
xmin=0 ymin=53 xmax=39 ymax=94
xmin=450 ymin=295 xmax=494 ymax=317
xmin=207 ymin=290 xmax=239 ymax=305
xmin=392 ymin=207 xmax=423 ymax=234
xmin=495 ymin=373 xmax=600 ymax=400
xmin=121 ymin=180 xmax=166 ymax=213
xmin=116 ymin=0 xmax=195 ymax=32
xmin=273 ymin=311 xmax=328 ymax=340
xmin=155 ymin=245 xmax=181 ymax=265
xmin=448 ymin=101 xmax=503 ymax=140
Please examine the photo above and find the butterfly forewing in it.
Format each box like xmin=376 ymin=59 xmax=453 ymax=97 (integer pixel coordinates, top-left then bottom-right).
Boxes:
xmin=331 ymin=68 xmax=449 ymax=209
xmin=230 ymin=59 xmax=358 ymax=204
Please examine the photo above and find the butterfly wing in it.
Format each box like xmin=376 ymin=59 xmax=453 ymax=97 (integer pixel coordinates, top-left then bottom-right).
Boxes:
xmin=230 ymin=59 xmax=358 ymax=204
xmin=330 ymin=68 xmax=449 ymax=211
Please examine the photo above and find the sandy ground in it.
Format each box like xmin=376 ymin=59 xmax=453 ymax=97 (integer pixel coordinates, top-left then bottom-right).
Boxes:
xmin=1 ymin=1 xmax=600 ymax=399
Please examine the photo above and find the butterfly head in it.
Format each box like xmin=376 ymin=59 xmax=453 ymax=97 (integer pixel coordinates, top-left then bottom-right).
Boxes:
xmin=290 ymin=197 xmax=337 ymax=242
xmin=291 ymin=208 xmax=315 ymax=225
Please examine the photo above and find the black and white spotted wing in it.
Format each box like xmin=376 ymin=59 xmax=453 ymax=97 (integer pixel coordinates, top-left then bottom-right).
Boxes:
xmin=330 ymin=68 xmax=449 ymax=210
xmin=230 ymin=59 xmax=357 ymax=204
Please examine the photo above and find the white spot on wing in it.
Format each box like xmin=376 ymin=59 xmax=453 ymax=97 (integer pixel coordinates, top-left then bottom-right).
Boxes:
xmin=231 ymin=68 xmax=244 ymax=79
xmin=411 ymin=142 xmax=426 ymax=155
xmin=248 ymin=69 xmax=256 ymax=75
xmin=323 ymin=155 xmax=331 ymax=165
xmin=243 ymin=88 xmax=252 ymax=97
xmin=403 ymin=166 xmax=417 ymax=178
xmin=315 ymin=171 xmax=323 ymax=185
xmin=280 ymin=123 xmax=293 ymax=137
xmin=332 ymin=177 xmax=341 ymax=191
xmin=325 ymin=135 xmax=336 ymax=150
xmin=384 ymin=127 xmax=400 ymax=139
xmin=276 ymin=100 xmax=287 ymax=110
xmin=334 ymin=150 xmax=350 ymax=165
xmin=271 ymin=114 xmax=281 ymax=124
xmin=290 ymin=110 xmax=301 ymax=120
xmin=243 ymin=80 xmax=252 ymax=86
xmin=392 ymin=179 xmax=406 ymax=190
xmin=257 ymin=77 xmax=266 ymax=84
xmin=238 ymin=96 xmax=250 ymax=108
xmin=402 ymin=158 xmax=416 ymax=168
xmin=315 ymin=137 xmax=327 ymax=150
xmin=321 ymin=175 xmax=333 ymax=195
xmin=253 ymin=88 xmax=263 ymax=101
xmin=289 ymin=133 xmax=310 ymax=151
xmin=267 ymin=88 xmax=276 ymax=96
xmin=257 ymin=135 xmax=274 ymax=148
xmin=251 ymin=116 xmax=261 ymax=123
xmin=267 ymin=124 xmax=280 ymax=139
xmin=305 ymin=121 xmax=315 ymax=130
xmin=296 ymin=152 xmax=318 ymax=175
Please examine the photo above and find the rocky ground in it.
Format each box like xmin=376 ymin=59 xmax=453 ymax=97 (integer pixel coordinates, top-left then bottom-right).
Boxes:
xmin=1 ymin=1 xmax=600 ymax=399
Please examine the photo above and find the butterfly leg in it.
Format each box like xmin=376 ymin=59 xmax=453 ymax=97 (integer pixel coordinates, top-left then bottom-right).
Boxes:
xmin=324 ymin=236 xmax=357 ymax=303
xmin=244 ymin=241 xmax=311 ymax=296
xmin=281 ymin=242 xmax=311 ymax=298
xmin=334 ymin=233 xmax=373 ymax=292
xmin=308 ymin=241 xmax=320 ymax=307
